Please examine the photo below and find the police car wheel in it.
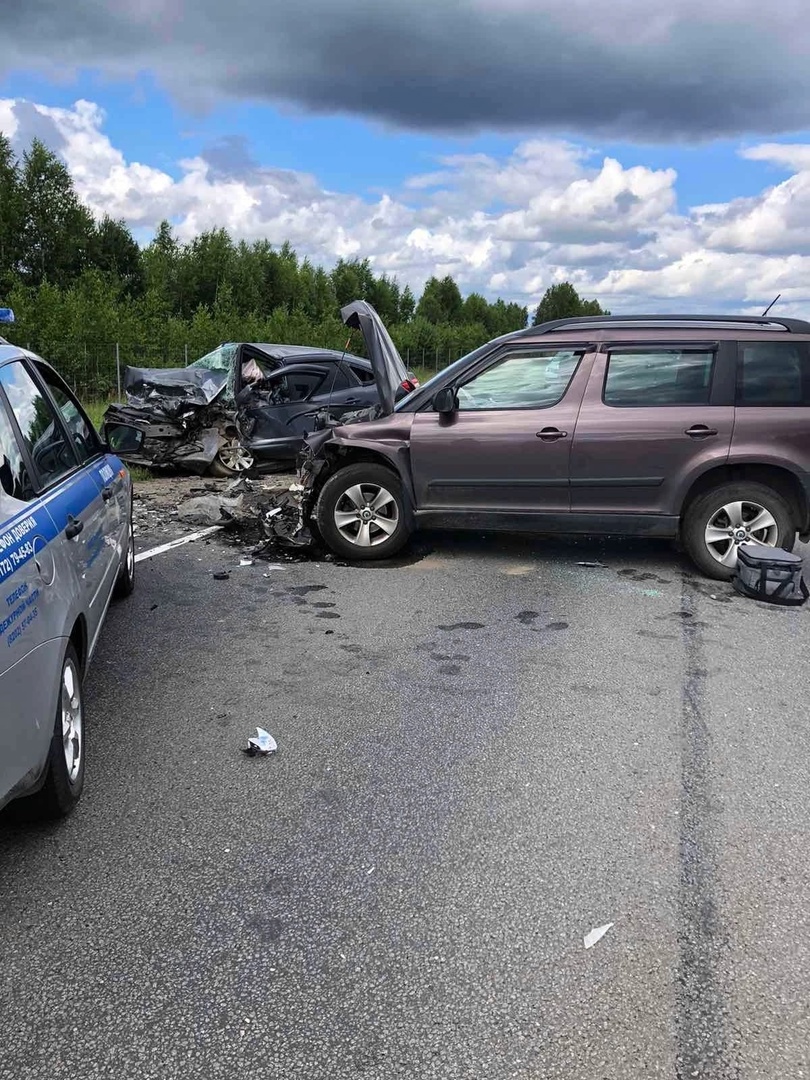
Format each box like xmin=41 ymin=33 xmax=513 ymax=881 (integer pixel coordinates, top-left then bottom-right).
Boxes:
xmin=114 ymin=507 xmax=136 ymax=599
xmin=14 ymin=643 xmax=86 ymax=820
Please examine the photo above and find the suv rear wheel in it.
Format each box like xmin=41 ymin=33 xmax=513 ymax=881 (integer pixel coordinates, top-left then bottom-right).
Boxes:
xmin=682 ymin=481 xmax=796 ymax=580
xmin=316 ymin=463 xmax=411 ymax=560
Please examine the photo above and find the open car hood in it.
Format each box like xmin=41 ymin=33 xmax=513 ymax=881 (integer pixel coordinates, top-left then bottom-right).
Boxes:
xmin=123 ymin=365 xmax=229 ymax=407
xmin=341 ymin=300 xmax=408 ymax=416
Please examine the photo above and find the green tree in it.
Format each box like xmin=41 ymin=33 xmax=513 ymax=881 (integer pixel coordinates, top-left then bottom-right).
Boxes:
xmin=399 ymin=284 xmax=416 ymax=323
xmin=532 ymin=282 xmax=609 ymax=325
xmin=19 ymin=138 xmax=95 ymax=288
xmin=0 ymin=135 xmax=23 ymax=293
xmin=416 ymin=275 xmax=464 ymax=325
xmin=89 ymin=215 xmax=144 ymax=297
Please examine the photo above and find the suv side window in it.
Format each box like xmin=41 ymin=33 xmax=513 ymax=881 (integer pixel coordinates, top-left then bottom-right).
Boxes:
xmin=457 ymin=349 xmax=583 ymax=410
xmin=604 ymin=349 xmax=714 ymax=407
xmin=0 ymin=361 xmax=77 ymax=489
xmin=0 ymin=395 xmax=35 ymax=502
xmin=34 ymin=362 xmax=101 ymax=464
xmin=737 ymin=342 xmax=810 ymax=406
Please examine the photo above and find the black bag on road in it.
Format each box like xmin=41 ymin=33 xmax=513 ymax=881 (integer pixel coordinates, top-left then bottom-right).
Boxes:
xmin=733 ymin=543 xmax=808 ymax=606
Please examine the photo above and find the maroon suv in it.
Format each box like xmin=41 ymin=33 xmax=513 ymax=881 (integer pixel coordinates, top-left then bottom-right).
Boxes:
xmin=302 ymin=306 xmax=810 ymax=580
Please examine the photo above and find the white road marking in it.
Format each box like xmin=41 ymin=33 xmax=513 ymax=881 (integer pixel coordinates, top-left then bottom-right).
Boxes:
xmin=134 ymin=525 xmax=225 ymax=563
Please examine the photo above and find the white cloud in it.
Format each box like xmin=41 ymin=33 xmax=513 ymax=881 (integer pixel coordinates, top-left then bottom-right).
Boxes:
xmin=6 ymin=97 xmax=810 ymax=315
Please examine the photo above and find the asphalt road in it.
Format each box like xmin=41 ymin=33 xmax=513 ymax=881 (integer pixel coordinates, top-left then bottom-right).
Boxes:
xmin=1 ymin=523 xmax=809 ymax=1079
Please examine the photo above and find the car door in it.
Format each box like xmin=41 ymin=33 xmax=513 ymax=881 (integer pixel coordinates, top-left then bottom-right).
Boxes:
xmin=0 ymin=359 xmax=111 ymax=646
xmin=409 ymin=343 xmax=595 ymax=512
xmin=241 ymin=364 xmax=337 ymax=443
xmin=0 ymin=391 xmax=66 ymax=804
xmin=569 ymin=342 xmax=735 ymax=515
xmin=32 ymin=360 xmax=127 ymax=595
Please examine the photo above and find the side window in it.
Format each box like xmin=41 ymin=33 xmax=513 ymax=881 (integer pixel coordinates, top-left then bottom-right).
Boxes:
xmin=349 ymin=363 xmax=375 ymax=386
xmin=0 ymin=362 xmax=76 ymax=488
xmin=738 ymin=342 xmax=810 ymax=406
xmin=0 ymin=398 xmax=35 ymax=502
xmin=604 ymin=350 xmax=714 ymax=407
xmin=34 ymin=362 xmax=101 ymax=464
xmin=457 ymin=349 xmax=583 ymax=410
xmin=284 ymin=369 xmax=327 ymax=400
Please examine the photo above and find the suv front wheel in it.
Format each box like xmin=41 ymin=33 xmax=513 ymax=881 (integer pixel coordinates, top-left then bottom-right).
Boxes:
xmin=316 ymin=463 xmax=411 ymax=560
xmin=682 ymin=481 xmax=796 ymax=580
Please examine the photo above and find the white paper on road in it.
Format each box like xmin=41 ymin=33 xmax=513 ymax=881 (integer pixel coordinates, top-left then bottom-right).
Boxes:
xmin=584 ymin=923 xmax=614 ymax=949
xmin=134 ymin=525 xmax=224 ymax=563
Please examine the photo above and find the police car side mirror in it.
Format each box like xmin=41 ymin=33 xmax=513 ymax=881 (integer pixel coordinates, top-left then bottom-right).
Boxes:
xmin=103 ymin=423 xmax=144 ymax=455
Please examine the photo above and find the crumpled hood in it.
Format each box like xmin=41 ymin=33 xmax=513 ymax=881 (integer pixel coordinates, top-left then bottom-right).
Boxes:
xmin=341 ymin=300 xmax=408 ymax=415
xmin=123 ymin=365 xmax=228 ymax=407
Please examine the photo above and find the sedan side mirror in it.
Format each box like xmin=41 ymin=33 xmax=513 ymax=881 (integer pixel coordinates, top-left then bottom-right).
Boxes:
xmin=433 ymin=387 xmax=458 ymax=414
xmin=104 ymin=423 xmax=145 ymax=455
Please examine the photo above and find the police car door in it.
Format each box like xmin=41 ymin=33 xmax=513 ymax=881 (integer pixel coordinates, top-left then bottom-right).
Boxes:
xmin=32 ymin=361 xmax=125 ymax=602
xmin=0 ymin=360 xmax=111 ymax=647
xmin=0 ymin=392 xmax=65 ymax=803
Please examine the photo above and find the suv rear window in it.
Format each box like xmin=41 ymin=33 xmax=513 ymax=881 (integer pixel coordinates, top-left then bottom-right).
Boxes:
xmin=604 ymin=349 xmax=714 ymax=407
xmin=737 ymin=342 xmax=810 ymax=406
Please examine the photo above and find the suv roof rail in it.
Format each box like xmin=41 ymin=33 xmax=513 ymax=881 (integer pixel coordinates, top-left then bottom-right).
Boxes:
xmin=519 ymin=314 xmax=810 ymax=335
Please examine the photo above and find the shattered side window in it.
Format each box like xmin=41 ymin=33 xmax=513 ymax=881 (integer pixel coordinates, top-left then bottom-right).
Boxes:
xmin=188 ymin=344 xmax=238 ymax=372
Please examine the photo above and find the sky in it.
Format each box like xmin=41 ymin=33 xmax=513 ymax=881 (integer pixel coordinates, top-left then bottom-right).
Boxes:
xmin=3 ymin=0 xmax=810 ymax=316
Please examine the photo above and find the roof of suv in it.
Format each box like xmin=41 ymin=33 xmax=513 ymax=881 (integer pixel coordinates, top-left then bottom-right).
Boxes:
xmin=512 ymin=313 xmax=810 ymax=343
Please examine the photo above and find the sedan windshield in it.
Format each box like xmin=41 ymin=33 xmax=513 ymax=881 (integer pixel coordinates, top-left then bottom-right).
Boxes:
xmin=187 ymin=344 xmax=237 ymax=372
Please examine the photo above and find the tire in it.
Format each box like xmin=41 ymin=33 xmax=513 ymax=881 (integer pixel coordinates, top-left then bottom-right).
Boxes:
xmin=113 ymin=499 xmax=135 ymax=599
xmin=682 ymin=481 xmax=796 ymax=580
xmin=13 ymin=643 xmax=85 ymax=820
xmin=315 ymin=463 xmax=411 ymax=561
xmin=208 ymin=429 xmax=255 ymax=478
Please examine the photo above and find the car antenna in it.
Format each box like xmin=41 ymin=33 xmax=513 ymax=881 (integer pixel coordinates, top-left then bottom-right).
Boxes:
xmin=761 ymin=294 xmax=781 ymax=316
xmin=322 ymin=333 xmax=353 ymax=424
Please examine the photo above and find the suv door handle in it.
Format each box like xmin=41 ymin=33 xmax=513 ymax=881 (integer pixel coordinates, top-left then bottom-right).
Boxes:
xmin=65 ymin=515 xmax=84 ymax=540
xmin=102 ymin=485 xmax=114 ymax=502
xmin=685 ymin=425 xmax=718 ymax=438
xmin=536 ymin=427 xmax=568 ymax=441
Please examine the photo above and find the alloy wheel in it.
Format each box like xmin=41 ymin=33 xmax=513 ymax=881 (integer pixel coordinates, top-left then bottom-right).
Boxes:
xmin=217 ymin=436 xmax=254 ymax=473
xmin=333 ymin=482 xmax=399 ymax=548
xmin=61 ymin=658 xmax=83 ymax=785
xmin=704 ymin=499 xmax=779 ymax=569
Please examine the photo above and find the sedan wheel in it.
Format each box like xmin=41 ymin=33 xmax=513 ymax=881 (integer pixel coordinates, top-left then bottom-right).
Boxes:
xmin=61 ymin=657 xmax=83 ymax=785
xmin=209 ymin=434 xmax=255 ymax=476
xmin=11 ymin=643 xmax=86 ymax=819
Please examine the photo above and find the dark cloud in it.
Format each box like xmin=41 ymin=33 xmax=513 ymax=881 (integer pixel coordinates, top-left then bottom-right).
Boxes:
xmin=2 ymin=1 xmax=810 ymax=139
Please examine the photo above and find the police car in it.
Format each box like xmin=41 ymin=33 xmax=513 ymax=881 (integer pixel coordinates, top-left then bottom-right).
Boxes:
xmin=0 ymin=309 xmax=143 ymax=818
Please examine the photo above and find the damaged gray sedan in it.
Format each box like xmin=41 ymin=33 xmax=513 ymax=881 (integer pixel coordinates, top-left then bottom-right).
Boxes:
xmin=102 ymin=330 xmax=418 ymax=477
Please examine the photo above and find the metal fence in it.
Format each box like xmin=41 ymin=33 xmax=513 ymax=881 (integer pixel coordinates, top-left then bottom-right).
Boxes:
xmin=11 ymin=341 xmax=467 ymax=402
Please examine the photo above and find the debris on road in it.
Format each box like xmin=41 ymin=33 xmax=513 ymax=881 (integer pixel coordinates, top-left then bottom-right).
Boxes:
xmin=577 ymin=561 xmax=606 ymax=568
xmin=176 ymin=493 xmax=247 ymax=526
xmin=243 ymin=728 xmax=278 ymax=756
xmin=213 ymin=570 xmax=230 ymax=580
xmin=584 ymin=923 xmax=614 ymax=950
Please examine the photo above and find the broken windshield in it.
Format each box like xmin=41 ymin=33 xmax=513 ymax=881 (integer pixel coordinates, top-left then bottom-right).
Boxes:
xmin=188 ymin=344 xmax=238 ymax=372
